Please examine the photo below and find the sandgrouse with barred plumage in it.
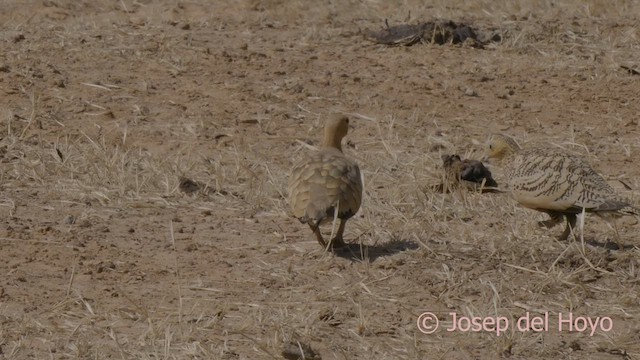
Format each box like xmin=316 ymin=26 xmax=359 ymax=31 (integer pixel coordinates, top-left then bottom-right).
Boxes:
xmin=289 ymin=115 xmax=363 ymax=249
xmin=485 ymin=134 xmax=639 ymax=241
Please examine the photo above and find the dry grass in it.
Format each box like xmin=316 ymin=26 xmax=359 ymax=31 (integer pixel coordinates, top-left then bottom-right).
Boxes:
xmin=0 ymin=0 xmax=639 ymax=359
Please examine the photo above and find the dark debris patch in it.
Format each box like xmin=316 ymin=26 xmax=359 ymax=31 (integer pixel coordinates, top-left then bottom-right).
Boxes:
xmin=368 ymin=19 xmax=501 ymax=48
xmin=435 ymin=154 xmax=501 ymax=193
xmin=620 ymin=65 xmax=640 ymax=75
xmin=178 ymin=177 xmax=201 ymax=195
xmin=281 ymin=340 xmax=321 ymax=360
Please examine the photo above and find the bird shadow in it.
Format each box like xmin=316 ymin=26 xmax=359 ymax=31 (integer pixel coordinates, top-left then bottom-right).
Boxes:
xmin=332 ymin=239 xmax=419 ymax=262
xmin=577 ymin=237 xmax=636 ymax=251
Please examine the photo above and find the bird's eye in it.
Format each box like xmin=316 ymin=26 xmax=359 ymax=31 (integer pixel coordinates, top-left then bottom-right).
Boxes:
xmin=489 ymin=144 xmax=493 ymax=150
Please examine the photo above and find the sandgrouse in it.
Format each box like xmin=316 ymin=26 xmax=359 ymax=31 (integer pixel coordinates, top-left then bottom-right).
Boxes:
xmin=288 ymin=115 xmax=363 ymax=249
xmin=484 ymin=134 xmax=639 ymax=241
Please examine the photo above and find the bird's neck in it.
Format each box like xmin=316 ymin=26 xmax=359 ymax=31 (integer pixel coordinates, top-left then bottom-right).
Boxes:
xmin=323 ymin=138 xmax=343 ymax=151
xmin=499 ymin=151 xmax=518 ymax=166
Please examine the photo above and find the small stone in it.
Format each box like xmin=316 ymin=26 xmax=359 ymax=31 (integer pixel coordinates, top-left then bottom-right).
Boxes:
xmin=64 ymin=215 xmax=76 ymax=225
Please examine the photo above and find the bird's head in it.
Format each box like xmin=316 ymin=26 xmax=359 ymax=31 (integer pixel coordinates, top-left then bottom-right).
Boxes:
xmin=483 ymin=134 xmax=521 ymax=162
xmin=323 ymin=115 xmax=350 ymax=151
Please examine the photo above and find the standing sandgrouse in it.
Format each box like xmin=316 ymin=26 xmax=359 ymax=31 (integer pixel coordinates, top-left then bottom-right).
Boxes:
xmin=288 ymin=115 xmax=363 ymax=249
xmin=485 ymin=134 xmax=639 ymax=241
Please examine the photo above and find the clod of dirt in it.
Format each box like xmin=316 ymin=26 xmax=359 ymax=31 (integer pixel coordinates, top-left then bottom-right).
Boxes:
xmin=569 ymin=340 xmax=582 ymax=351
xmin=96 ymin=261 xmax=116 ymax=273
xmin=436 ymin=154 xmax=499 ymax=193
xmin=178 ymin=177 xmax=201 ymax=194
xmin=281 ymin=340 xmax=321 ymax=360
xmin=463 ymin=87 xmax=478 ymax=97
xmin=457 ymin=157 xmax=497 ymax=187
xmin=368 ymin=20 xmax=492 ymax=47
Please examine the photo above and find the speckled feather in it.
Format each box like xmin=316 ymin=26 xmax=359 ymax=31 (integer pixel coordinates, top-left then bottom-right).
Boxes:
xmin=289 ymin=147 xmax=362 ymax=224
xmin=503 ymin=146 xmax=638 ymax=216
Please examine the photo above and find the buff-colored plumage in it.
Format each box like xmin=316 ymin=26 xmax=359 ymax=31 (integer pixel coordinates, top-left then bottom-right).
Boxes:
xmin=289 ymin=115 xmax=363 ymax=249
xmin=485 ymin=134 xmax=639 ymax=241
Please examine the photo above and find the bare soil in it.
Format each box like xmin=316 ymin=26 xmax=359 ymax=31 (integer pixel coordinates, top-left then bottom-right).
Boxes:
xmin=1 ymin=1 xmax=640 ymax=359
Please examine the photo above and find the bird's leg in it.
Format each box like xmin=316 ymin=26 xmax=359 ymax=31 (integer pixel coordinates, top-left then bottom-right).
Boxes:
xmin=559 ymin=213 xmax=577 ymax=241
xmin=329 ymin=219 xmax=348 ymax=249
xmin=538 ymin=211 xmax=563 ymax=229
xmin=308 ymin=222 xmax=327 ymax=248
xmin=612 ymin=220 xmax=624 ymax=251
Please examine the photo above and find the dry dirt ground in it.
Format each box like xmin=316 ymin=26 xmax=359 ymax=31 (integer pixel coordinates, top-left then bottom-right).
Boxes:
xmin=1 ymin=1 xmax=640 ymax=359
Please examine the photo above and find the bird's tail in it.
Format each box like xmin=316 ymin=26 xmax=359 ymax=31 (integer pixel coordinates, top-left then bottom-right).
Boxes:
xmin=619 ymin=205 xmax=640 ymax=217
